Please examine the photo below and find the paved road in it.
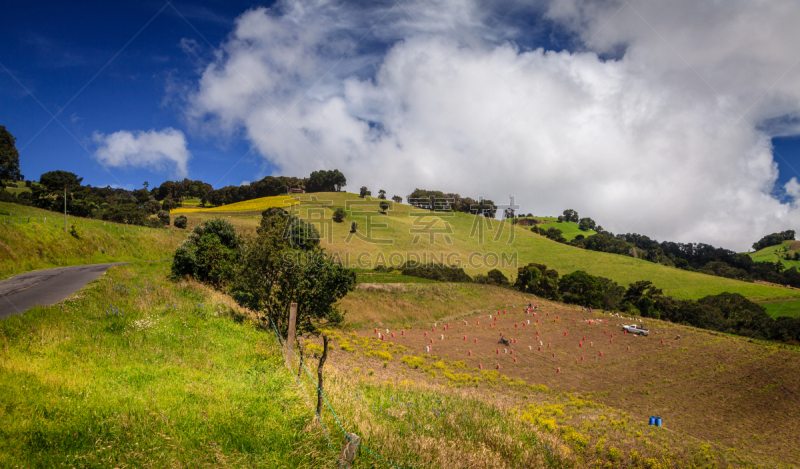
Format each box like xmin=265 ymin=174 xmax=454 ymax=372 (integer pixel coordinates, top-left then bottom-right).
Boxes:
xmin=0 ymin=263 xmax=130 ymax=319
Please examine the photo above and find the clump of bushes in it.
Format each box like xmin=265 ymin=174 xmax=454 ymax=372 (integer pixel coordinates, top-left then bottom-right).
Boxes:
xmin=400 ymin=262 xmax=472 ymax=282
xmin=332 ymin=207 xmax=346 ymax=222
xmin=171 ymin=218 xmax=241 ymax=286
xmin=174 ymin=215 xmax=187 ymax=229
xmin=474 ymin=268 xmax=510 ymax=286
xmin=157 ymin=210 xmax=170 ymax=226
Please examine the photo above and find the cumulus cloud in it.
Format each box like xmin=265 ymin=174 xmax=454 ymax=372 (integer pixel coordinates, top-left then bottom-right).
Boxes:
xmin=93 ymin=128 xmax=191 ymax=178
xmin=185 ymin=0 xmax=800 ymax=251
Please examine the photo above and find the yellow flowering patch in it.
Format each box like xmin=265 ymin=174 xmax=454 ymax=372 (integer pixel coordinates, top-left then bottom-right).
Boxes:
xmin=171 ymin=195 xmax=299 ymax=214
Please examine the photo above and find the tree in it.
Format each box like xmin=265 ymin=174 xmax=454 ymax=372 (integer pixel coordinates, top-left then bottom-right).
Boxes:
xmin=485 ymin=268 xmax=510 ymax=285
xmin=514 ymin=263 xmax=560 ymax=300
xmin=172 ymin=218 xmax=241 ymax=286
xmin=378 ymin=189 xmax=386 ymax=200
xmin=359 ymin=186 xmax=369 ymax=198
xmin=392 ymin=195 xmax=402 ymax=203
xmin=157 ymin=210 xmax=170 ymax=226
xmin=563 ymin=209 xmax=579 ymax=223
xmin=231 ymin=210 xmax=356 ymax=337
xmin=0 ymin=126 xmax=22 ymax=181
xmin=332 ymin=207 xmax=346 ymax=222
xmin=174 ymin=215 xmax=188 ymax=229
xmin=578 ymin=217 xmax=596 ymax=231
xmin=162 ymin=198 xmax=176 ymax=211
xmin=143 ymin=200 xmax=161 ymax=214
xmin=350 ymin=221 xmax=357 ymax=233
xmin=379 ymin=201 xmax=389 ymax=212
xmin=752 ymin=231 xmax=795 ymax=251
xmin=558 ymin=271 xmax=604 ymax=308
xmin=38 ymin=170 xmax=83 ymax=193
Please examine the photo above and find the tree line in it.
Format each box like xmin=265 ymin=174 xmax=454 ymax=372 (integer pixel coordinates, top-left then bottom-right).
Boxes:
xmin=515 ymin=263 xmax=800 ymax=345
xmin=405 ymin=188 xmax=498 ymax=217
xmin=205 ymin=170 xmax=346 ymax=206
xmin=532 ymin=209 xmax=800 ymax=288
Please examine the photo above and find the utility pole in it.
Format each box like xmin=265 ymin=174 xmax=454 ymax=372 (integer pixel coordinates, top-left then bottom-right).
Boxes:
xmin=64 ymin=187 xmax=67 ymax=232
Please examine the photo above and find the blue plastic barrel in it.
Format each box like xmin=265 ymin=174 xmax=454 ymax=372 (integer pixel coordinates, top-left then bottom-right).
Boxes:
xmin=649 ymin=416 xmax=655 ymax=425
xmin=656 ymin=417 xmax=662 ymax=427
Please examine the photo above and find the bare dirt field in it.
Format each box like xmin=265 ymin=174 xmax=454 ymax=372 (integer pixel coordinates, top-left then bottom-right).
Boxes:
xmin=352 ymin=301 xmax=800 ymax=464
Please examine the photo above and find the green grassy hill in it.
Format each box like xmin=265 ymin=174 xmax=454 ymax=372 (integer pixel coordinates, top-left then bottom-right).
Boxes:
xmin=0 ymin=201 xmax=182 ymax=280
xmin=181 ymin=192 xmax=800 ymax=302
xmin=521 ymin=216 xmax=596 ymax=241
xmin=748 ymin=240 xmax=800 ymax=269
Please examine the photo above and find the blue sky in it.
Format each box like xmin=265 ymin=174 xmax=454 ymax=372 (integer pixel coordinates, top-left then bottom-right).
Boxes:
xmin=2 ymin=0 xmax=800 ymax=250
xmin=0 ymin=0 xmax=278 ymax=190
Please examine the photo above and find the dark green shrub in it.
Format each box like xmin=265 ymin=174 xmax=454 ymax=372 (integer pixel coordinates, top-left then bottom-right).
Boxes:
xmin=174 ymin=215 xmax=188 ymax=229
xmin=333 ymin=207 xmax=346 ymax=222
xmin=171 ymin=218 xmax=241 ymax=286
xmin=143 ymin=200 xmax=160 ymax=214
xmin=558 ymin=270 xmax=603 ymax=308
xmin=514 ymin=263 xmax=560 ymax=300
xmin=350 ymin=221 xmax=357 ymax=233
xmin=162 ymin=198 xmax=176 ymax=211
xmin=400 ymin=262 xmax=472 ymax=282
xmin=157 ymin=210 xmax=170 ymax=226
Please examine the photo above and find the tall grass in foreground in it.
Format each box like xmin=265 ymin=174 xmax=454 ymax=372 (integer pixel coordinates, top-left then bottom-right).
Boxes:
xmin=0 ymin=263 xmax=311 ymax=468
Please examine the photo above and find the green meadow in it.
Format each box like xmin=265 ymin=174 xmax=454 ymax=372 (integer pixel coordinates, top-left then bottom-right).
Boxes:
xmin=0 ymin=201 xmax=181 ymax=281
xmin=260 ymin=192 xmax=800 ymax=301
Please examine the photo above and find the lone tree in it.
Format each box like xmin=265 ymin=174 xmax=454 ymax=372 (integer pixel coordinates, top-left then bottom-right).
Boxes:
xmin=378 ymin=189 xmax=386 ymax=200
xmin=392 ymin=195 xmax=402 ymax=203
xmin=562 ymin=209 xmax=579 ymax=223
xmin=231 ymin=209 xmax=356 ymax=337
xmin=379 ymin=201 xmax=389 ymax=212
xmin=359 ymin=186 xmax=369 ymax=198
xmin=172 ymin=218 xmax=241 ymax=286
xmin=0 ymin=126 xmax=23 ymax=182
xmin=332 ymin=207 xmax=346 ymax=223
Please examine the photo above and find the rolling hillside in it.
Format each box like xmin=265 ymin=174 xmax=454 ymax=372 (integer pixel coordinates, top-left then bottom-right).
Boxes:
xmin=520 ymin=216 xmax=597 ymax=241
xmin=748 ymin=240 xmax=800 ymax=268
xmin=0 ymin=201 xmax=182 ymax=280
xmin=179 ymin=192 xmax=800 ymax=301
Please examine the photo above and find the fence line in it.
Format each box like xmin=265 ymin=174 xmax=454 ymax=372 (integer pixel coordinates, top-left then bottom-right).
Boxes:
xmin=266 ymin=315 xmax=403 ymax=468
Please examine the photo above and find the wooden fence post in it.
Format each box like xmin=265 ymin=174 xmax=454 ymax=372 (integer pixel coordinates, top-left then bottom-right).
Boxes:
xmin=316 ymin=334 xmax=329 ymax=417
xmin=337 ymin=432 xmax=360 ymax=468
xmin=285 ymin=303 xmax=297 ymax=369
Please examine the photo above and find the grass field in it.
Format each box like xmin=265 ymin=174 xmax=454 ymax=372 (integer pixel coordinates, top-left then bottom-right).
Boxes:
xmin=2 ymin=180 xmax=36 ymax=196
xmin=758 ymin=298 xmax=800 ymax=318
xmin=236 ymin=192 xmax=800 ymax=302
xmin=0 ymin=201 xmax=182 ymax=281
xmin=4 ymin=262 xmax=790 ymax=468
xmin=748 ymin=240 xmax=800 ymax=269
xmin=171 ymin=195 xmax=298 ymax=214
xmin=522 ymin=216 xmax=597 ymax=241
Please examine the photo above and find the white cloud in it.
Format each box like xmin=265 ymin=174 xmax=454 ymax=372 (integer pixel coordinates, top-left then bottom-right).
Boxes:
xmin=93 ymin=128 xmax=191 ymax=178
xmin=184 ymin=0 xmax=800 ymax=251
xmin=785 ymin=178 xmax=800 ymax=200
